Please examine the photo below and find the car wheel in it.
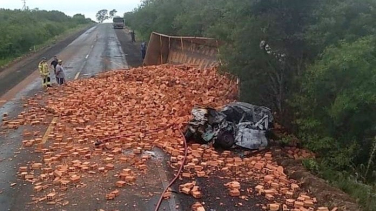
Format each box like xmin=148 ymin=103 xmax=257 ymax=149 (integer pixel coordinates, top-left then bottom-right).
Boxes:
xmin=216 ymin=132 xmax=235 ymax=149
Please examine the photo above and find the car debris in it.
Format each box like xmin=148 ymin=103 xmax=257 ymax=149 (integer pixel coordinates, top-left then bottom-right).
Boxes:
xmin=6 ymin=64 xmax=328 ymax=210
xmin=184 ymin=102 xmax=273 ymax=150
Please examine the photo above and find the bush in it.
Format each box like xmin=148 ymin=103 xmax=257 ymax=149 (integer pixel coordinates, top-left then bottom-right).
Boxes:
xmin=295 ymin=36 xmax=376 ymax=176
xmin=0 ymin=9 xmax=92 ymax=61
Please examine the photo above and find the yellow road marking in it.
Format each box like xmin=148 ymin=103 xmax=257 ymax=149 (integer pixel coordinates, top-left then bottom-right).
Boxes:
xmin=41 ymin=117 xmax=58 ymax=144
xmin=74 ymin=72 xmax=80 ymax=79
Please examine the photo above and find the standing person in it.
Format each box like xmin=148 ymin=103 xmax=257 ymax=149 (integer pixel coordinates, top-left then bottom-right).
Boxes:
xmin=50 ymin=56 xmax=59 ymax=83
xmin=55 ymin=60 xmax=65 ymax=85
xmin=130 ymin=30 xmax=136 ymax=42
xmin=38 ymin=57 xmax=51 ymax=88
xmin=141 ymin=42 xmax=147 ymax=60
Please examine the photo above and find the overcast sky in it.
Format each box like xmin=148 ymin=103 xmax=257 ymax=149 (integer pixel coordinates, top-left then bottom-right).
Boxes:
xmin=0 ymin=0 xmax=141 ymax=21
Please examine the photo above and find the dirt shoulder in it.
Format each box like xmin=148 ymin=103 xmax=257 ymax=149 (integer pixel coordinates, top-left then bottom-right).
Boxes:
xmin=271 ymin=146 xmax=361 ymax=211
xmin=114 ymin=27 xmax=143 ymax=68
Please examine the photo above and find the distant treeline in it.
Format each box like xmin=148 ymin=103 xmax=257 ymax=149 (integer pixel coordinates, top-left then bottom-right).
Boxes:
xmin=125 ymin=1 xmax=376 ymax=209
xmin=0 ymin=9 xmax=93 ymax=62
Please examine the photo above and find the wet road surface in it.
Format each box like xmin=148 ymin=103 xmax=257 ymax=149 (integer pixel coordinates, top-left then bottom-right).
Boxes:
xmin=0 ymin=26 xmax=93 ymax=98
xmin=0 ymin=24 xmax=266 ymax=211
xmin=0 ymin=23 xmax=178 ymax=211
xmin=115 ymin=28 xmax=144 ymax=68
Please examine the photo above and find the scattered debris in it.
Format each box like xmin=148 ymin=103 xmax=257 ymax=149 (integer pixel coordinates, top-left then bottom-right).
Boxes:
xmin=224 ymin=181 xmax=241 ymax=197
xmin=184 ymin=102 xmax=273 ymax=150
xmin=192 ymin=202 xmax=205 ymax=211
xmin=285 ymin=146 xmax=316 ymax=160
xmin=6 ymin=65 xmax=331 ymax=210
xmin=179 ymin=182 xmax=202 ymax=199
xmin=162 ymin=188 xmax=172 ymax=199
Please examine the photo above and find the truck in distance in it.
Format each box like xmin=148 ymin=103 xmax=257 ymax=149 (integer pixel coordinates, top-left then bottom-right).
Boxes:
xmin=113 ymin=16 xmax=124 ymax=29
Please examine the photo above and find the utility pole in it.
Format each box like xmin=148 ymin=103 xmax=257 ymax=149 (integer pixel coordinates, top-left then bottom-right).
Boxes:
xmin=22 ymin=0 xmax=27 ymax=10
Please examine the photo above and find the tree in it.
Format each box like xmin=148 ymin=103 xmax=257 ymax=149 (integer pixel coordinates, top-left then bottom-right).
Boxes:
xmin=304 ymin=0 xmax=376 ymax=58
xmin=96 ymin=9 xmax=108 ymax=23
xmin=295 ymin=36 xmax=376 ymax=173
xmin=73 ymin=14 xmax=87 ymax=24
xmin=211 ymin=0 xmax=317 ymax=125
xmin=109 ymin=9 xmax=117 ymax=18
xmin=0 ymin=9 xmax=92 ymax=62
xmin=73 ymin=13 xmax=85 ymax=19
xmin=115 ymin=0 xmax=376 ymax=207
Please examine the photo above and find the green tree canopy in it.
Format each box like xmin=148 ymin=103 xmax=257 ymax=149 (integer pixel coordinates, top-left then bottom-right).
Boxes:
xmin=123 ymin=0 xmax=376 ymax=185
xmin=295 ymin=36 xmax=376 ymax=171
xmin=96 ymin=9 xmax=108 ymax=23
xmin=109 ymin=9 xmax=117 ymax=18
xmin=0 ymin=9 xmax=93 ymax=63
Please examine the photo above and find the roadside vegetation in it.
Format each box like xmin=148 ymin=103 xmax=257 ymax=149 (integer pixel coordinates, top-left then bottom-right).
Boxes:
xmin=124 ymin=0 xmax=376 ymax=210
xmin=0 ymin=9 xmax=94 ymax=67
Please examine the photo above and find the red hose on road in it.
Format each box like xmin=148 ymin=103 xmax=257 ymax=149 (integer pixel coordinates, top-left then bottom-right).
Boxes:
xmin=154 ymin=131 xmax=188 ymax=211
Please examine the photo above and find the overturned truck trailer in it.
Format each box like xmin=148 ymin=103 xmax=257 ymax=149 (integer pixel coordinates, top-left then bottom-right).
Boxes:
xmin=144 ymin=32 xmax=273 ymax=150
xmin=143 ymin=32 xmax=222 ymax=69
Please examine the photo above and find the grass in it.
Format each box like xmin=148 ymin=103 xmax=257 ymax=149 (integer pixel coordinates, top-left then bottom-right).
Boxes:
xmin=33 ymin=23 xmax=95 ymax=51
xmin=125 ymin=26 xmax=149 ymax=43
xmin=300 ymin=154 xmax=376 ymax=211
xmin=137 ymin=30 xmax=151 ymax=43
xmin=0 ymin=23 xmax=95 ymax=69
xmin=0 ymin=58 xmax=13 ymax=68
xmin=285 ymin=134 xmax=376 ymax=210
xmin=319 ymin=168 xmax=376 ymax=211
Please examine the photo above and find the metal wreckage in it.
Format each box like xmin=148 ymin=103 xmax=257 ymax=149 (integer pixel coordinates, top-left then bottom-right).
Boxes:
xmin=184 ymin=102 xmax=274 ymax=150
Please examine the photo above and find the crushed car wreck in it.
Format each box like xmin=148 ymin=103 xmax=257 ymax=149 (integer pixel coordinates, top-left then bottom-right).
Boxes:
xmin=184 ymin=102 xmax=274 ymax=150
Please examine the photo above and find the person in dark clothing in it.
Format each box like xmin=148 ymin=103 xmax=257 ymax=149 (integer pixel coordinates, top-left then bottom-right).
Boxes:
xmin=50 ymin=56 xmax=59 ymax=83
xmin=141 ymin=42 xmax=147 ymax=60
xmin=130 ymin=30 xmax=136 ymax=42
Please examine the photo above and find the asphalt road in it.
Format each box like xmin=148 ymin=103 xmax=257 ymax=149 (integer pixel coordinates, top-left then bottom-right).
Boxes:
xmin=0 ymin=26 xmax=93 ymax=98
xmin=115 ymin=28 xmax=144 ymax=68
xmin=0 ymin=23 xmax=163 ymax=211
xmin=0 ymin=24 xmax=264 ymax=211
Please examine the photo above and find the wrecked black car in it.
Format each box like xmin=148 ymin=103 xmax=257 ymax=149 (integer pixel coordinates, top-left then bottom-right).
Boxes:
xmin=184 ymin=102 xmax=273 ymax=150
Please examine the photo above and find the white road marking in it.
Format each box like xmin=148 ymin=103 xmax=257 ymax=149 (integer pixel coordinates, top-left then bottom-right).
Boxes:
xmin=74 ymin=72 xmax=80 ymax=79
